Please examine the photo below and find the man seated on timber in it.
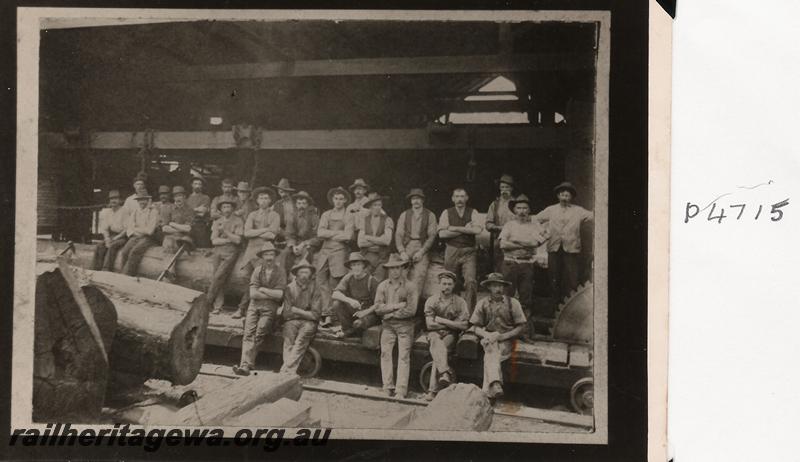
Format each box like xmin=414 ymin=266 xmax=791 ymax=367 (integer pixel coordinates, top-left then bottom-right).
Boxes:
xmin=280 ymin=190 xmax=320 ymax=276
xmin=119 ymin=192 xmax=159 ymax=276
xmin=316 ymin=186 xmax=354 ymax=327
xmin=395 ymin=188 xmax=438 ymax=291
xmin=359 ymin=254 xmax=419 ymax=398
xmin=485 ymin=174 xmax=517 ymax=273
xmin=356 ymin=192 xmax=393 ymax=282
xmin=207 ymin=199 xmax=244 ymax=314
xmin=210 ymin=178 xmax=240 ymax=222
xmin=233 ymin=181 xmax=255 ymax=221
xmin=469 ymin=273 xmax=528 ymax=400
xmin=423 ymin=270 xmax=470 ymax=401
xmin=161 ymin=186 xmax=194 ymax=254
xmin=499 ymin=194 xmax=548 ymax=334
xmin=438 ymin=188 xmax=482 ymax=312
xmin=152 ymin=185 xmax=173 ymax=244
xmin=233 ymin=242 xmax=286 ymax=376
xmin=93 ymin=189 xmax=128 ymax=271
xmin=331 ymin=252 xmax=380 ymax=338
xmin=280 ymin=260 xmax=322 ymax=375
xmin=233 ymin=187 xmax=280 ymax=319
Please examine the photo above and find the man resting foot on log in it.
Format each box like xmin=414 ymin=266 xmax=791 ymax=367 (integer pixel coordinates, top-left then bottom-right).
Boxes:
xmin=331 ymin=252 xmax=379 ymax=338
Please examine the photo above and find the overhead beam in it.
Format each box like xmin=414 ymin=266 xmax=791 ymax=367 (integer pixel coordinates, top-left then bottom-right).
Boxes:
xmin=127 ymin=52 xmax=595 ymax=82
xmin=45 ymin=126 xmax=591 ymax=151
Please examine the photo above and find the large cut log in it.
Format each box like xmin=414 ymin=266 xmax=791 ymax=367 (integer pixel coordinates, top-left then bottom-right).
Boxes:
xmin=80 ymin=269 xmax=210 ymax=386
xmin=33 ymin=266 xmax=117 ymax=422
xmin=223 ymin=398 xmax=312 ymax=427
xmin=171 ymin=372 xmax=302 ymax=426
xmin=404 ymin=383 xmax=493 ymax=431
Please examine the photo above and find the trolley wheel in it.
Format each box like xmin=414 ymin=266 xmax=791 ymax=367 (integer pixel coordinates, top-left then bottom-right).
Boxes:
xmin=418 ymin=361 xmax=434 ymax=393
xmin=297 ymin=347 xmax=322 ymax=378
xmin=570 ymin=377 xmax=594 ymax=414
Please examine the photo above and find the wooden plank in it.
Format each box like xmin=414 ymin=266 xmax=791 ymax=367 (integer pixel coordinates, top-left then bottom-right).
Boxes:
xmin=303 ymin=378 xmax=429 ymax=407
xmin=147 ymin=52 xmax=596 ymax=82
xmin=46 ymin=126 xmax=587 ymax=151
xmin=493 ymin=401 xmax=594 ymax=428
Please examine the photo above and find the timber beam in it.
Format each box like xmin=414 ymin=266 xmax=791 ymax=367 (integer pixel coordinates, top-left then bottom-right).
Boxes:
xmin=45 ymin=126 xmax=592 ymax=151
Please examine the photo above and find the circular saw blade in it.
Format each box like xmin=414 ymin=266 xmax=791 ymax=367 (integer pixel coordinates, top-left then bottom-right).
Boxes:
xmin=551 ymin=282 xmax=594 ymax=344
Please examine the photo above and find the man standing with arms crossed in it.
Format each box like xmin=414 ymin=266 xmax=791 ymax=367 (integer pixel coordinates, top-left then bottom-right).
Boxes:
xmin=280 ymin=260 xmax=322 ymax=374
xmin=395 ymin=188 xmax=437 ymax=292
xmin=485 ymin=174 xmax=517 ymax=272
xmin=357 ymin=192 xmax=393 ymax=282
xmin=160 ymin=186 xmax=193 ymax=253
xmin=207 ymin=199 xmax=244 ymax=314
xmin=423 ymin=270 xmax=469 ymax=400
xmin=438 ymin=188 xmax=482 ymax=312
xmin=316 ymin=186 xmax=353 ymax=327
xmin=280 ymin=191 xmax=320 ymax=275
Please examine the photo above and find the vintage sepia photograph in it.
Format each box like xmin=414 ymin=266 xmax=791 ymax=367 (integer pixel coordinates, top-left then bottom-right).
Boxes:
xmin=14 ymin=8 xmax=610 ymax=445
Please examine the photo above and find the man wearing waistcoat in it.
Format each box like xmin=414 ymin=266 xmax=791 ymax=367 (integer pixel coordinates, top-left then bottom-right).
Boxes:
xmin=395 ymin=188 xmax=438 ymax=292
xmin=438 ymin=188 xmax=482 ymax=312
xmin=485 ymin=174 xmax=517 ymax=272
xmin=357 ymin=192 xmax=393 ymax=282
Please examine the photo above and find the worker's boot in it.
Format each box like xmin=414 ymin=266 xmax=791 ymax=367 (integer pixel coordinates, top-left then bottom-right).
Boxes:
xmin=232 ymin=364 xmax=251 ymax=376
xmin=424 ymin=391 xmax=436 ymax=401
xmin=438 ymin=371 xmax=453 ymax=389
xmin=488 ymin=381 xmax=504 ymax=400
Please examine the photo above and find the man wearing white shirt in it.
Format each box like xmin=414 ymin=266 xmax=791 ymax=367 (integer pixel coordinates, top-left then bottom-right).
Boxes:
xmin=92 ymin=189 xmax=128 ymax=271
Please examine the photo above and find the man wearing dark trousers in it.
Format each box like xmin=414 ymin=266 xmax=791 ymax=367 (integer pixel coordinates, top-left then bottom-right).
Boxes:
xmin=438 ymin=188 xmax=482 ymax=312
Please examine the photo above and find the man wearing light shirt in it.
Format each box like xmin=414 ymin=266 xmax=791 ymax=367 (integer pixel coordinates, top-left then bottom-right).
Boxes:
xmin=534 ymin=182 xmax=594 ymax=302
xmin=438 ymin=188 xmax=482 ymax=312
xmin=122 ymin=172 xmax=151 ymax=218
xmin=93 ymin=190 xmax=128 ymax=271
xmin=119 ymin=192 xmax=158 ymax=276
xmin=207 ymin=199 xmax=244 ymax=313
xmin=356 ymin=192 xmax=393 ymax=282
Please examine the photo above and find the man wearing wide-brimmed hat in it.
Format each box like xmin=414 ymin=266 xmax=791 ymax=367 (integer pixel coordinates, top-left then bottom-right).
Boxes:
xmin=161 ymin=186 xmax=194 ymax=253
xmin=315 ymin=186 xmax=354 ymax=326
xmin=119 ymin=192 xmax=159 ymax=276
xmin=123 ymin=172 xmax=151 ymax=218
xmin=469 ymin=273 xmax=528 ymax=400
xmin=438 ymin=187 xmax=483 ymax=311
xmin=210 ymin=178 xmax=241 ymax=221
xmin=423 ymin=270 xmax=470 ymax=400
xmin=233 ymin=186 xmax=281 ymax=318
xmin=233 ymin=181 xmax=256 ymax=221
xmin=499 ymin=194 xmax=548 ymax=329
xmin=534 ymin=182 xmax=594 ymax=302
xmin=345 ymin=178 xmax=372 ymax=242
xmin=93 ymin=189 xmax=129 ymax=271
xmin=234 ymin=242 xmax=287 ymax=376
xmin=271 ymin=178 xmax=297 ymax=239
xmin=485 ymin=174 xmax=518 ymax=272
xmin=279 ymin=190 xmax=320 ymax=272
xmin=372 ymin=254 xmax=420 ymax=398
xmin=280 ymin=259 xmax=322 ymax=374
xmin=207 ymin=198 xmax=244 ymax=313
xmin=357 ymin=192 xmax=394 ymax=282
xmin=331 ymin=252 xmax=380 ymax=338
xmin=395 ymin=188 xmax=438 ymax=290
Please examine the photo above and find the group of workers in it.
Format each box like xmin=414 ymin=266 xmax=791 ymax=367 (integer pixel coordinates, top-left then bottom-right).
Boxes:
xmin=92 ymin=171 xmax=593 ymax=401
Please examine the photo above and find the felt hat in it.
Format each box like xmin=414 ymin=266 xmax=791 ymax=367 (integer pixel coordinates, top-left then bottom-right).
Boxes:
xmin=495 ymin=174 xmax=515 ymax=187
xmin=327 ymin=186 xmax=352 ymax=206
xmin=134 ymin=192 xmax=151 ymax=201
xmin=236 ymin=181 xmax=252 ymax=192
xmin=480 ymin=272 xmax=512 ymax=288
xmin=344 ymin=252 xmax=370 ymax=268
xmin=252 ymin=186 xmax=277 ymax=201
xmin=172 ymin=185 xmax=187 ymax=195
xmin=107 ymin=189 xmax=121 ymax=199
xmin=216 ymin=198 xmax=237 ymax=211
xmin=508 ymin=194 xmax=532 ymax=212
xmin=437 ymin=270 xmax=458 ymax=282
xmin=190 ymin=175 xmax=206 ymax=185
xmin=158 ymin=185 xmax=171 ymax=194
xmin=290 ymin=259 xmax=316 ymax=276
xmin=291 ymin=190 xmax=315 ymax=205
xmin=382 ymin=253 xmax=409 ymax=268
xmin=348 ymin=178 xmax=371 ymax=192
xmin=133 ymin=171 xmax=148 ymax=183
xmin=362 ymin=192 xmax=389 ymax=209
xmin=406 ymin=188 xmax=426 ymax=201
xmin=553 ymin=182 xmax=577 ymax=197
xmin=221 ymin=178 xmax=234 ymax=187
xmin=272 ymin=178 xmax=296 ymax=192
xmin=256 ymin=242 xmax=278 ymax=257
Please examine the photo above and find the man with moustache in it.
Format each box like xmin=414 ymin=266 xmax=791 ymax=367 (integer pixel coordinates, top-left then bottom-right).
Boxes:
xmin=119 ymin=192 xmax=159 ymax=276
xmin=356 ymin=192 xmax=393 ymax=282
xmin=331 ymin=252 xmax=380 ymax=338
xmin=438 ymin=188 xmax=482 ymax=312
xmin=345 ymin=178 xmax=371 ymax=245
xmin=280 ymin=190 xmax=320 ymax=275
xmin=280 ymin=260 xmax=322 ymax=374
xmin=160 ymin=186 xmax=194 ymax=253
xmin=315 ymin=186 xmax=353 ymax=327
xmin=485 ymin=174 xmax=517 ymax=272
xmin=207 ymin=199 xmax=244 ymax=313
xmin=122 ymin=172 xmax=151 ymax=217
xmin=210 ymin=178 xmax=240 ymax=221
xmin=92 ymin=190 xmax=128 ymax=270
xmin=395 ymin=188 xmax=438 ymax=291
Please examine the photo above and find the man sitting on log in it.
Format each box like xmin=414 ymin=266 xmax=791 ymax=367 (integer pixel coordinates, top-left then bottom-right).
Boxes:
xmin=395 ymin=188 xmax=438 ymax=291
xmin=356 ymin=192 xmax=393 ymax=282
xmin=280 ymin=260 xmax=322 ymax=374
xmin=316 ymin=186 xmax=353 ymax=327
xmin=93 ymin=189 xmax=128 ymax=271
xmin=233 ymin=242 xmax=287 ymax=376
xmin=152 ymin=185 xmax=173 ymax=245
xmin=233 ymin=187 xmax=280 ymax=319
xmin=423 ymin=270 xmax=470 ymax=400
xmin=280 ymin=191 xmax=320 ymax=277
xmin=469 ymin=273 xmax=528 ymax=400
xmin=372 ymin=254 xmax=420 ymax=398
xmin=331 ymin=252 xmax=380 ymax=338
xmin=207 ymin=199 xmax=244 ymax=314
xmin=210 ymin=178 xmax=241 ymax=222
xmin=119 ymin=192 xmax=159 ymax=276
xmin=161 ymin=186 xmax=194 ymax=254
